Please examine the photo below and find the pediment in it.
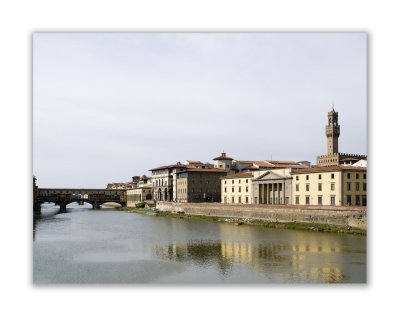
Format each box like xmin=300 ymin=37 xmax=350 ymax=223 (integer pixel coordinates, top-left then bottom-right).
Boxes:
xmin=254 ymin=170 xmax=284 ymax=181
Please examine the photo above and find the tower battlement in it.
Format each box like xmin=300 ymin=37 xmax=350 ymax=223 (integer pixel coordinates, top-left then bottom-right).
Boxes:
xmin=317 ymin=109 xmax=366 ymax=167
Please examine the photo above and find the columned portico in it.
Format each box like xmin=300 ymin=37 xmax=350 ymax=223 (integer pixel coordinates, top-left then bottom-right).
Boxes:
xmin=252 ymin=170 xmax=293 ymax=205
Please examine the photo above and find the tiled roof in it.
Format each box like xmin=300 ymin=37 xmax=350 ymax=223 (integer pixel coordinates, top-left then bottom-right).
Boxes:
xmin=268 ymin=160 xmax=297 ymax=164
xmin=213 ymin=155 xmax=233 ymax=160
xmin=177 ymin=168 xmax=227 ymax=174
xmin=221 ymin=172 xmax=253 ymax=179
xmin=244 ymin=166 xmax=260 ymax=170
xmin=149 ymin=164 xmax=187 ymax=171
xmin=292 ymin=165 xmax=367 ymax=174
xmin=271 ymin=164 xmax=311 ymax=169
xmin=237 ymin=160 xmax=274 ymax=167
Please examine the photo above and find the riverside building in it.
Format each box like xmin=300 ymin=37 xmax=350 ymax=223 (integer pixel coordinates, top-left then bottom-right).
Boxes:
xmin=291 ymin=166 xmax=367 ymax=206
xmin=149 ymin=155 xmax=226 ymax=202
xmin=176 ymin=168 xmax=227 ymax=202
xmin=126 ymin=175 xmax=153 ymax=206
xmin=221 ymin=172 xmax=254 ymax=204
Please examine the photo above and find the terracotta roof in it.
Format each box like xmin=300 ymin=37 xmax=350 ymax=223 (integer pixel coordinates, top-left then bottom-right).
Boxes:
xmin=292 ymin=165 xmax=367 ymax=174
xmin=177 ymin=168 xmax=227 ymax=174
xmin=221 ymin=172 xmax=253 ymax=179
xmin=237 ymin=160 xmax=274 ymax=167
xmin=271 ymin=164 xmax=311 ymax=169
xmin=244 ymin=166 xmax=260 ymax=170
xmin=149 ymin=164 xmax=188 ymax=171
xmin=213 ymin=156 xmax=233 ymax=160
xmin=268 ymin=160 xmax=297 ymax=165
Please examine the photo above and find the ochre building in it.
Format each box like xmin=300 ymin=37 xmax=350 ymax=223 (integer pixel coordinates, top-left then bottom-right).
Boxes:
xmin=291 ymin=166 xmax=367 ymax=206
xmin=221 ymin=172 xmax=254 ymax=204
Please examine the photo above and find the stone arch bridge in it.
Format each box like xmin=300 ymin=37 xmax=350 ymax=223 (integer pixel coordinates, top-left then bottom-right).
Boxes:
xmin=34 ymin=188 xmax=126 ymax=215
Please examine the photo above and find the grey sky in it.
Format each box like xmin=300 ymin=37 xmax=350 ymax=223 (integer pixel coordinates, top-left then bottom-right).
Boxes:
xmin=33 ymin=33 xmax=367 ymax=188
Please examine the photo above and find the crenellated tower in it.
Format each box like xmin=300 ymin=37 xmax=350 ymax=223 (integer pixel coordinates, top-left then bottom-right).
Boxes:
xmin=326 ymin=107 xmax=340 ymax=155
xmin=317 ymin=107 xmax=366 ymax=167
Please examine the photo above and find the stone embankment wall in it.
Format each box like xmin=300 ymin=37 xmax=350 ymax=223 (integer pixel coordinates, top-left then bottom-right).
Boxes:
xmin=156 ymin=202 xmax=367 ymax=230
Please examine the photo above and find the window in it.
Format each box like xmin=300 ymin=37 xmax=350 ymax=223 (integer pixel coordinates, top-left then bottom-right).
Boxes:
xmin=306 ymin=175 xmax=309 ymax=180
xmin=232 ymin=197 xmax=235 ymax=203
xmin=246 ymin=179 xmax=249 ymax=183
xmin=331 ymin=173 xmax=335 ymax=179
xmin=318 ymin=174 xmax=322 ymax=180
xmin=346 ymin=195 xmax=351 ymax=206
xmin=296 ymin=184 xmax=299 ymax=191
xmin=347 ymin=182 xmax=351 ymax=190
xmin=224 ymin=196 xmax=227 ymax=203
xmin=296 ymin=176 xmax=299 ymax=181
xmin=347 ymin=173 xmax=351 ymax=179
xmin=356 ymin=183 xmax=360 ymax=191
xmin=232 ymin=187 xmax=234 ymax=193
xmin=224 ymin=180 xmax=226 ymax=184
xmin=318 ymin=183 xmax=322 ymax=191
xmin=355 ymin=195 xmax=360 ymax=206
xmin=238 ymin=196 xmax=242 ymax=203
xmin=295 ymin=196 xmax=300 ymax=205
xmin=356 ymin=173 xmax=359 ymax=179
xmin=227 ymin=165 xmax=230 ymax=168
xmin=306 ymin=184 xmax=310 ymax=191
xmin=363 ymin=174 xmax=366 ymax=180
xmin=239 ymin=179 xmax=241 ymax=184
xmin=363 ymin=183 xmax=367 ymax=191
xmin=246 ymin=186 xmax=248 ymax=192
xmin=318 ymin=196 xmax=322 ymax=205
xmin=245 ymin=196 xmax=249 ymax=203
xmin=232 ymin=180 xmax=234 ymax=184
xmin=239 ymin=187 xmax=241 ymax=193
xmin=224 ymin=187 xmax=227 ymax=193
xmin=331 ymin=183 xmax=335 ymax=191
xmin=305 ymin=196 xmax=310 ymax=205
xmin=330 ymin=196 xmax=336 ymax=205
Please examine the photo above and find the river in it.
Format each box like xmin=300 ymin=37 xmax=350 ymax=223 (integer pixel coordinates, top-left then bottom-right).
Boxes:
xmin=33 ymin=203 xmax=367 ymax=284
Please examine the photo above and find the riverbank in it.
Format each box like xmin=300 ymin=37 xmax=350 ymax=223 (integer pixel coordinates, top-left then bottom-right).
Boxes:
xmin=119 ymin=206 xmax=366 ymax=235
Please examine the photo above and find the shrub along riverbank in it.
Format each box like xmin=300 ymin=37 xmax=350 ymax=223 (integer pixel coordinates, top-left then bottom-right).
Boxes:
xmin=118 ymin=206 xmax=366 ymax=235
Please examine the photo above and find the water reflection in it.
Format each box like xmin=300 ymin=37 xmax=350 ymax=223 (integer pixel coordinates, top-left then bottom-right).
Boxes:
xmin=34 ymin=208 xmax=366 ymax=283
xmin=154 ymin=236 xmax=350 ymax=283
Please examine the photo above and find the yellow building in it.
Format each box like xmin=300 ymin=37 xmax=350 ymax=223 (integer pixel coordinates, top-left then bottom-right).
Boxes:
xmin=291 ymin=166 xmax=367 ymax=206
xmin=221 ymin=172 xmax=253 ymax=204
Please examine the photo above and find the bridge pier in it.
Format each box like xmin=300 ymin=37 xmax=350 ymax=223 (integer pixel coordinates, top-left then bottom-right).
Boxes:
xmin=33 ymin=202 xmax=41 ymax=218
xmin=59 ymin=202 xmax=67 ymax=213
xmin=92 ymin=201 xmax=101 ymax=209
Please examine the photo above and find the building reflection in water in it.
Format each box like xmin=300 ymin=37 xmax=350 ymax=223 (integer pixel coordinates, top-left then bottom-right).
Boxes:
xmin=153 ymin=223 xmax=348 ymax=283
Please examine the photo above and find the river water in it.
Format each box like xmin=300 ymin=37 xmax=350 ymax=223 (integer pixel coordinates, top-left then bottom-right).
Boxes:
xmin=33 ymin=203 xmax=367 ymax=284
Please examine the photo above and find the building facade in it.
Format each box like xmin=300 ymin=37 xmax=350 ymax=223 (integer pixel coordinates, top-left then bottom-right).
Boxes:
xmin=126 ymin=175 xmax=152 ymax=206
xmin=149 ymin=164 xmax=187 ymax=202
xmin=291 ymin=166 xmax=367 ymax=206
xmin=176 ymin=168 xmax=227 ymax=203
xmin=221 ymin=172 xmax=254 ymax=204
xmin=252 ymin=168 xmax=294 ymax=205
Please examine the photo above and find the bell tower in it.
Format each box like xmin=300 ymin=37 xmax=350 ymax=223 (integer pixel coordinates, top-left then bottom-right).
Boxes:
xmin=326 ymin=107 xmax=340 ymax=155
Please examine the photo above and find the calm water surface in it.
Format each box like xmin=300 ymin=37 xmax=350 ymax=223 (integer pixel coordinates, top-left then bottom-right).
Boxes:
xmin=33 ymin=203 xmax=367 ymax=284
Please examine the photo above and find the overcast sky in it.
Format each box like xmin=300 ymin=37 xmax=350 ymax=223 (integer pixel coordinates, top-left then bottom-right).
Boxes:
xmin=33 ymin=33 xmax=367 ymax=188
